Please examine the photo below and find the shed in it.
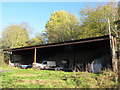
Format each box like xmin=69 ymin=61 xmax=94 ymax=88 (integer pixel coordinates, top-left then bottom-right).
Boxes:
xmin=2 ymin=35 xmax=118 ymax=72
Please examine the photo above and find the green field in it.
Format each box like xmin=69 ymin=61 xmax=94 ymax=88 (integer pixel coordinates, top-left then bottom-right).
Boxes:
xmin=1 ymin=67 xmax=119 ymax=88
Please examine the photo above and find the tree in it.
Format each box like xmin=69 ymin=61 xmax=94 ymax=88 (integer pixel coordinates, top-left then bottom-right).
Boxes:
xmin=79 ymin=2 xmax=119 ymax=38
xmin=26 ymin=34 xmax=45 ymax=46
xmin=2 ymin=24 xmax=30 ymax=49
xmin=114 ymin=2 xmax=120 ymax=35
xmin=0 ymin=38 xmax=3 ymax=49
xmin=45 ymin=10 xmax=80 ymax=43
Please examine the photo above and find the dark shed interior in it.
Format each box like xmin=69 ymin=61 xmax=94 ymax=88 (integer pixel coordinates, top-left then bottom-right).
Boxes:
xmin=11 ymin=35 xmax=112 ymax=71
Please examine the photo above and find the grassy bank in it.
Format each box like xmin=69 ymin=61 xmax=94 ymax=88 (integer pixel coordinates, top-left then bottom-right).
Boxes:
xmin=1 ymin=67 xmax=118 ymax=88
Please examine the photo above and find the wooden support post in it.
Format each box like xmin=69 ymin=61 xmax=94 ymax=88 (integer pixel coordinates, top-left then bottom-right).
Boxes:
xmin=34 ymin=48 xmax=37 ymax=67
xmin=9 ymin=51 xmax=11 ymax=66
xmin=108 ymin=18 xmax=118 ymax=71
xmin=2 ymin=50 xmax=4 ymax=65
xmin=110 ymin=36 xmax=118 ymax=71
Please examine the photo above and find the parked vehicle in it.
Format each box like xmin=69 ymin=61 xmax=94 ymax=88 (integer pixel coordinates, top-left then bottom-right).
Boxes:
xmin=10 ymin=61 xmax=32 ymax=69
xmin=33 ymin=61 xmax=63 ymax=70
xmin=20 ymin=64 xmax=32 ymax=69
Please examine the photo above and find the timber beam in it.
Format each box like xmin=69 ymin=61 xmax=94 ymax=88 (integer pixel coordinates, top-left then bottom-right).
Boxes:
xmin=34 ymin=48 xmax=37 ymax=67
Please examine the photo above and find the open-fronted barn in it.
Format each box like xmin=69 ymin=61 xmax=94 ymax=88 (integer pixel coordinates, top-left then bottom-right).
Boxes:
xmin=2 ymin=35 xmax=119 ymax=72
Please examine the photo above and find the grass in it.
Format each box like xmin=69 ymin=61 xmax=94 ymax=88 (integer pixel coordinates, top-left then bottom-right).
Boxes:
xmin=0 ymin=66 xmax=119 ymax=88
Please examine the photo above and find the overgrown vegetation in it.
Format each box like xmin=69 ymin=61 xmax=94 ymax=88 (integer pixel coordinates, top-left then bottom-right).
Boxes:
xmin=1 ymin=67 xmax=118 ymax=88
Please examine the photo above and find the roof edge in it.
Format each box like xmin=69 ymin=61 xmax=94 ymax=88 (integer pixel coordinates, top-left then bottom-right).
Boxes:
xmin=10 ymin=35 xmax=110 ymax=51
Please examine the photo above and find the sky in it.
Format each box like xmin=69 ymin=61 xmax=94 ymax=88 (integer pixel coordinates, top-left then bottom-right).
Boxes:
xmin=1 ymin=1 xmax=116 ymax=38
